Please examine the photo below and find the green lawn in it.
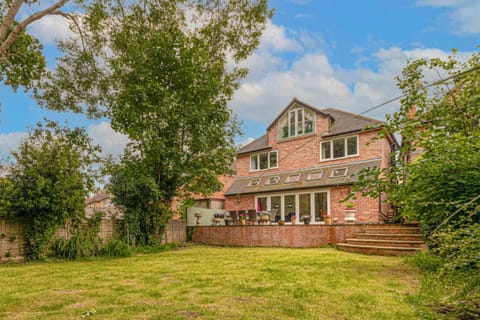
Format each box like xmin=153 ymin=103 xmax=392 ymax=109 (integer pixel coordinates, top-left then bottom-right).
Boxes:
xmin=0 ymin=246 xmax=442 ymax=319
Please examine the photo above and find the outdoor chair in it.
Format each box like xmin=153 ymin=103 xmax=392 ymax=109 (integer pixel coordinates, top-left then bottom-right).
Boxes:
xmin=229 ymin=211 xmax=239 ymax=225
xmin=248 ymin=209 xmax=258 ymax=225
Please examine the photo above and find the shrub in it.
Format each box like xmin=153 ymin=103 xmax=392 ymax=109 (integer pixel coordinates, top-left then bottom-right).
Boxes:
xmin=101 ymin=239 xmax=131 ymax=257
xmin=52 ymin=230 xmax=101 ymax=260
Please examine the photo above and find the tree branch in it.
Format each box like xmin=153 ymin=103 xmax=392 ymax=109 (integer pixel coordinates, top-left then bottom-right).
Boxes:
xmin=0 ymin=0 xmax=24 ymax=42
xmin=0 ymin=0 xmax=69 ymax=57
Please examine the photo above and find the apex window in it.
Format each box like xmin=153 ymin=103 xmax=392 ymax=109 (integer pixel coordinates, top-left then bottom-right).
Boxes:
xmin=320 ymin=135 xmax=359 ymax=161
xmin=250 ymin=151 xmax=278 ymax=171
xmin=278 ymin=106 xmax=315 ymax=139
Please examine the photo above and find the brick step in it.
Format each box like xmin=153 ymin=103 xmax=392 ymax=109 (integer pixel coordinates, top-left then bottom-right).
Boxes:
xmin=345 ymin=238 xmax=425 ymax=248
xmin=355 ymin=233 xmax=423 ymax=241
xmin=364 ymin=227 xmax=421 ymax=234
xmin=336 ymin=243 xmax=423 ymax=256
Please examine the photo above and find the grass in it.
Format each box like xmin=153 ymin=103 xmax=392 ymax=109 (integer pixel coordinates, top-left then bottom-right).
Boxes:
xmin=0 ymin=246 xmax=445 ymax=319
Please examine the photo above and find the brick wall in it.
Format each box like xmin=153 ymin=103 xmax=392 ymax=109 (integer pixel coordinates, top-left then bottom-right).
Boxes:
xmin=191 ymin=224 xmax=383 ymax=247
xmin=236 ymin=129 xmax=387 ymax=177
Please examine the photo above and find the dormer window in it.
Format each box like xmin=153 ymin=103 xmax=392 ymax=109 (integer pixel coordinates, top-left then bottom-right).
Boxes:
xmin=278 ymin=106 xmax=315 ymax=139
xmin=286 ymin=174 xmax=301 ymax=183
xmin=330 ymin=168 xmax=348 ymax=177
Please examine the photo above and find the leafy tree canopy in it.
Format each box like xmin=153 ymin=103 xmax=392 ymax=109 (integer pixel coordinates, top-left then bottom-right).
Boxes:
xmin=0 ymin=121 xmax=101 ymax=259
xmin=348 ymin=50 xmax=480 ymax=232
xmin=37 ymin=0 xmax=270 ymax=243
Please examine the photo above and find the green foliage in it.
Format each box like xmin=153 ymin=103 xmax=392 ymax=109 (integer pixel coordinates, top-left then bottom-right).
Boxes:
xmin=0 ymin=121 xmax=101 ymax=260
xmin=101 ymin=239 xmax=131 ymax=257
xmin=39 ymin=0 xmax=271 ymax=244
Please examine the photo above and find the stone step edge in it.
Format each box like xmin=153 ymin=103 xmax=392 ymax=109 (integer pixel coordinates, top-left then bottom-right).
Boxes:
xmin=346 ymin=238 xmax=425 ymax=244
xmin=336 ymin=243 xmax=423 ymax=251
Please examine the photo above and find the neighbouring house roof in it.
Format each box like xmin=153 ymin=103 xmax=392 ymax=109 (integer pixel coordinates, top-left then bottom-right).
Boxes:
xmin=236 ymin=99 xmax=386 ymax=156
xmin=224 ymin=159 xmax=382 ymax=196
xmin=237 ymin=134 xmax=270 ymax=155
xmin=85 ymin=190 xmax=111 ymax=205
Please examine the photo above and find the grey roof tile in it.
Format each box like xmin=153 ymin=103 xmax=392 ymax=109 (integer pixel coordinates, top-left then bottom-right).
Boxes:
xmin=224 ymin=159 xmax=382 ymax=195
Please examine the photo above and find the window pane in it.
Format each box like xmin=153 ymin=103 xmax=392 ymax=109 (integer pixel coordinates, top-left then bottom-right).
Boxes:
xmin=321 ymin=141 xmax=331 ymax=160
xmin=251 ymin=155 xmax=258 ymax=170
xmin=297 ymin=109 xmax=303 ymax=135
xmin=269 ymin=151 xmax=277 ymax=168
xmin=279 ymin=114 xmax=289 ymax=139
xmin=304 ymin=109 xmax=314 ymax=133
xmin=314 ymin=192 xmax=328 ymax=222
xmin=271 ymin=196 xmax=282 ymax=221
xmin=299 ymin=194 xmax=311 ymax=217
xmin=347 ymin=136 xmax=358 ymax=155
xmin=289 ymin=111 xmax=296 ymax=136
xmin=259 ymin=153 xmax=269 ymax=170
xmin=284 ymin=195 xmax=296 ymax=222
xmin=333 ymin=138 xmax=345 ymax=158
xmin=257 ymin=197 xmax=267 ymax=211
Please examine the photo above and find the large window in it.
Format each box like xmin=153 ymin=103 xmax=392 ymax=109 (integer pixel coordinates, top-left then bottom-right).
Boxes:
xmin=278 ymin=106 xmax=315 ymax=139
xmin=250 ymin=151 xmax=278 ymax=171
xmin=320 ymin=135 xmax=358 ymax=161
xmin=254 ymin=190 xmax=329 ymax=224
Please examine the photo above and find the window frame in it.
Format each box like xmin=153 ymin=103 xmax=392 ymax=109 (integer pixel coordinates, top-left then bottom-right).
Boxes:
xmin=278 ymin=106 xmax=316 ymax=140
xmin=250 ymin=150 xmax=279 ymax=172
xmin=320 ymin=135 xmax=359 ymax=162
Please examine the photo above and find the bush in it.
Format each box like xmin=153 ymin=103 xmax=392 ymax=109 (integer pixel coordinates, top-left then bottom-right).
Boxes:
xmin=101 ymin=239 xmax=131 ymax=257
xmin=52 ymin=229 xmax=101 ymax=260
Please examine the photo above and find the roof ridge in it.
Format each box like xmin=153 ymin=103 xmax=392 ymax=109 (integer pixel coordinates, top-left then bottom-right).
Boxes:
xmin=322 ymin=107 xmax=384 ymax=124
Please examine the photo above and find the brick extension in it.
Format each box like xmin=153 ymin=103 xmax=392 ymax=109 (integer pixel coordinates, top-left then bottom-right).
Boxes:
xmin=336 ymin=224 xmax=427 ymax=256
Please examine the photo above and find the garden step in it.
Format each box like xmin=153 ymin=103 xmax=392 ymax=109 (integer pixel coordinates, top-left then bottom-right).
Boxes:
xmin=336 ymin=243 xmax=423 ymax=256
xmin=355 ymin=233 xmax=423 ymax=241
xmin=345 ymin=238 xmax=426 ymax=248
xmin=364 ymin=227 xmax=421 ymax=234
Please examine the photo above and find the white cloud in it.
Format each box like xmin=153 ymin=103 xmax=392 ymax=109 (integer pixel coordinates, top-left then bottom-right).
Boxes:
xmin=0 ymin=132 xmax=26 ymax=156
xmin=258 ymin=21 xmax=303 ymax=53
xmin=230 ymin=42 xmax=472 ymax=125
xmin=87 ymin=122 xmax=129 ymax=156
xmin=417 ymin=0 xmax=480 ymax=34
xmin=28 ymin=14 xmax=74 ymax=44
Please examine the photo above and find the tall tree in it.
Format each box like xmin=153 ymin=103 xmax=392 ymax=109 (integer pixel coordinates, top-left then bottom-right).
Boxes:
xmin=37 ymin=0 xmax=271 ymax=243
xmin=0 ymin=0 xmax=73 ymax=92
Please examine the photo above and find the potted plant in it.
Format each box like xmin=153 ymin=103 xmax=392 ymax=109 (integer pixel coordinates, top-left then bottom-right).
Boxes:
xmin=278 ymin=220 xmax=285 ymax=226
xmin=291 ymin=215 xmax=297 ymax=225
xmin=239 ymin=214 xmax=247 ymax=225
xmin=224 ymin=216 xmax=232 ymax=226
xmin=322 ymin=213 xmax=331 ymax=225
xmin=260 ymin=213 xmax=270 ymax=224
xmin=301 ymin=215 xmax=312 ymax=225
xmin=344 ymin=202 xmax=356 ymax=223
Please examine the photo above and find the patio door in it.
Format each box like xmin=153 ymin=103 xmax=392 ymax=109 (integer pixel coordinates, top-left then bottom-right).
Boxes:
xmin=314 ymin=192 xmax=328 ymax=222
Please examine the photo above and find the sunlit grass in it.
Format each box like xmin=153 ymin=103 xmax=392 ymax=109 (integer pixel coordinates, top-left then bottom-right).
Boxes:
xmin=0 ymin=246 xmax=443 ymax=319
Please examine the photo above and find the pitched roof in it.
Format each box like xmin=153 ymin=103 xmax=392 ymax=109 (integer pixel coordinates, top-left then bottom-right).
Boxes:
xmin=237 ymin=134 xmax=270 ymax=155
xmin=224 ymin=159 xmax=381 ymax=195
xmin=322 ymin=108 xmax=384 ymax=137
xmin=85 ymin=190 xmax=111 ymax=205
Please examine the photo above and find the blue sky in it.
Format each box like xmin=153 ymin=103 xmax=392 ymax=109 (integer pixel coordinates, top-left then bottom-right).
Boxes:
xmin=1 ymin=0 xmax=479 ymax=156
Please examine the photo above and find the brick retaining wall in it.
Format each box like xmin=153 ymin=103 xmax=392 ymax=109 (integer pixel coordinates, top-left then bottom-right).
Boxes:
xmin=191 ymin=224 xmax=385 ymax=247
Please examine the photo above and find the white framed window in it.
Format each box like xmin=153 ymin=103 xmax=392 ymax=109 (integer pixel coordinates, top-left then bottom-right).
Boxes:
xmin=250 ymin=150 xmax=278 ymax=172
xmin=247 ymin=178 xmax=261 ymax=187
xmin=330 ymin=168 xmax=348 ymax=178
xmin=278 ymin=106 xmax=315 ymax=140
xmin=320 ymin=135 xmax=359 ymax=161
xmin=306 ymin=171 xmax=323 ymax=180
xmin=254 ymin=188 xmax=330 ymax=224
xmin=265 ymin=176 xmax=281 ymax=185
xmin=285 ymin=174 xmax=301 ymax=183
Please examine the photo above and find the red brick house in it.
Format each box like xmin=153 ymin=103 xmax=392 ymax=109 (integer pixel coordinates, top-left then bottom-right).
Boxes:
xmin=224 ymin=98 xmax=396 ymax=224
